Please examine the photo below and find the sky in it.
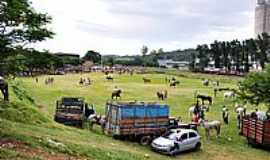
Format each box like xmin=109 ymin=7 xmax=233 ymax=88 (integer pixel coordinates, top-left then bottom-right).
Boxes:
xmin=30 ymin=0 xmax=256 ymax=56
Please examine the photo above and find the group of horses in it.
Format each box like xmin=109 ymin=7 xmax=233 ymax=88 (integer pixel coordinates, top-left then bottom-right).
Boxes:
xmin=45 ymin=77 xmax=54 ymax=85
xmin=79 ymin=77 xmax=92 ymax=86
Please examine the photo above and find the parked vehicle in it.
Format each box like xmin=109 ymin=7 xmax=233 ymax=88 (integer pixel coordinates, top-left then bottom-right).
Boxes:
xmin=151 ymin=129 xmax=201 ymax=155
xmin=104 ymin=101 xmax=197 ymax=145
xmin=242 ymin=117 xmax=270 ymax=148
xmin=105 ymin=102 xmax=175 ymax=145
xmin=54 ymin=97 xmax=95 ymax=127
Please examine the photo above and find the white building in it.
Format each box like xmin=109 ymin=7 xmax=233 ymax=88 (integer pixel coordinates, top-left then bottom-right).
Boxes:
xmin=157 ymin=59 xmax=190 ymax=70
xmin=255 ymin=0 xmax=270 ymax=36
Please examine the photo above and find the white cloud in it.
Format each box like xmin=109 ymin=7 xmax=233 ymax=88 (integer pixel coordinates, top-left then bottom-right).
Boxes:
xmin=29 ymin=0 xmax=256 ymax=56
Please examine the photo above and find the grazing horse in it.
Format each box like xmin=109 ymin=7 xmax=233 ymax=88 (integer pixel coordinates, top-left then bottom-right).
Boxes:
xmin=224 ymin=91 xmax=235 ymax=98
xmin=157 ymin=90 xmax=168 ymax=100
xmin=106 ymin=75 xmax=114 ymax=81
xmin=87 ymin=114 xmax=106 ymax=133
xmin=0 ymin=81 xmax=8 ymax=101
xmin=112 ymin=89 xmax=122 ymax=100
xmin=200 ymin=120 xmax=221 ymax=139
xmin=143 ymin=77 xmax=151 ymax=83
xmin=197 ymin=95 xmax=212 ymax=105
xmin=170 ymin=81 xmax=180 ymax=87
xmin=202 ymin=79 xmax=209 ymax=86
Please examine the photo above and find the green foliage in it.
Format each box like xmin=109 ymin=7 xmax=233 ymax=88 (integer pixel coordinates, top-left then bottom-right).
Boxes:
xmin=239 ymin=65 xmax=270 ymax=106
xmin=83 ymin=50 xmax=101 ymax=64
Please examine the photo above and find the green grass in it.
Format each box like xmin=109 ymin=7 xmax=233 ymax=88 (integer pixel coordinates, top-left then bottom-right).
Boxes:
xmin=0 ymin=71 xmax=269 ymax=160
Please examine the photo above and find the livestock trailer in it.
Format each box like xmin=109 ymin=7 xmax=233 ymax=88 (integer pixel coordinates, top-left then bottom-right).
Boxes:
xmin=242 ymin=117 xmax=270 ymax=148
xmin=105 ymin=102 xmax=170 ymax=145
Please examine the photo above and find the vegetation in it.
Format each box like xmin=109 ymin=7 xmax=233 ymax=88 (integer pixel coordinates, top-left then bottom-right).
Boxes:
xmin=83 ymin=50 xmax=101 ymax=64
xmin=239 ymin=65 xmax=270 ymax=106
xmin=194 ymin=33 xmax=270 ymax=72
xmin=0 ymin=71 xmax=269 ymax=160
xmin=0 ymin=0 xmax=54 ymax=76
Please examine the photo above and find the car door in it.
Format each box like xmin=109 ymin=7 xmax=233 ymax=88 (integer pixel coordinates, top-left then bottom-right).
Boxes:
xmin=188 ymin=132 xmax=199 ymax=150
xmin=178 ymin=133 xmax=189 ymax=152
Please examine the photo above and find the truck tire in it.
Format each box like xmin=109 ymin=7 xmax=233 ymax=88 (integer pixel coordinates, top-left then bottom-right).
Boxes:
xmin=140 ymin=136 xmax=152 ymax=146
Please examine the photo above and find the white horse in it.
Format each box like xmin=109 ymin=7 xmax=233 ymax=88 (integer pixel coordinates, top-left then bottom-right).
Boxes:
xmin=87 ymin=114 xmax=106 ymax=133
xmin=224 ymin=91 xmax=235 ymax=98
xmin=200 ymin=120 xmax=221 ymax=139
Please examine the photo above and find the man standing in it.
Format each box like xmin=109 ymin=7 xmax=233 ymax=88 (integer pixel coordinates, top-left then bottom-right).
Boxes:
xmin=222 ymin=107 xmax=229 ymax=125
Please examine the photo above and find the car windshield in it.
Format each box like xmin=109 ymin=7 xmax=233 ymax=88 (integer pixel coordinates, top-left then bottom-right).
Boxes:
xmin=163 ymin=131 xmax=177 ymax=140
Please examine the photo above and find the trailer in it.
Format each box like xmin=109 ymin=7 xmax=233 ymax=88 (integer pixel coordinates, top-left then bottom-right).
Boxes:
xmin=105 ymin=102 xmax=173 ymax=145
xmin=242 ymin=117 xmax=270 ymax=148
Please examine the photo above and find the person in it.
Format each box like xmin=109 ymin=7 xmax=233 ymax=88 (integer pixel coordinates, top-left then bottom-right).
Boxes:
xmin=251 ymin=109 xmax=258 ymax=119
xmin=200 ymin=109 xmax=205 ymax=120
xmin=35 ymin=77 xmax=38 ymax=83
xmin=222 ymin=107 xmax=229 ymax=124
xmin=266 ymin=107 xmax=270 ymax=120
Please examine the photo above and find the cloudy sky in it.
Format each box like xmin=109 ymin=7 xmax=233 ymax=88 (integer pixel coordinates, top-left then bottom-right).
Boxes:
xmin=30 ymin=0 xmax=256 ymax=56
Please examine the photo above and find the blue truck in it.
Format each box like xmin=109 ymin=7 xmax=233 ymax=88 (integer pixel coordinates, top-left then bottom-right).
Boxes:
xmin=105 ymin=102 xmax=179 ymax=145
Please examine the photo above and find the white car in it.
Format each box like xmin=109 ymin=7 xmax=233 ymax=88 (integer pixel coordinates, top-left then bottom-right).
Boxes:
xmin=151 ymin=129 xmax=201 ymax=155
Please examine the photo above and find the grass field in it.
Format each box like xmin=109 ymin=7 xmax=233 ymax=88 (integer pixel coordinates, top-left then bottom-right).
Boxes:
xmin=0 ymin=71 xmax=269 ymax=160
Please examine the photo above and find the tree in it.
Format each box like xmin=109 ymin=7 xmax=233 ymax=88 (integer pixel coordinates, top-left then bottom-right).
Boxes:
xmin=239 ymin=65 xmax=270 ymax=106
xmin=0 ymin=0 xmax=54 ymax=75
xmin=256 ymin=32 xmax=270 ymax=69
xmin=141 ymin=45 xmax=148 ymax=57
xmin=157 ymin=48 xmax=164 ymax=54
xmin=210 ymin=41 xmax=221 ymax=68
xmin=196 ymin=44 xmax=210 ymax=70
xmin=82 ymin=50 xmax=101 ymax=64
xmin=150 ymin=50 xmax=157 ymax=55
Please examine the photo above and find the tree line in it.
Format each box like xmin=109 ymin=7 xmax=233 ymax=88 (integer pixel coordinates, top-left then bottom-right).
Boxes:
xmin=193 ymin=33 xmax=270 ymax=73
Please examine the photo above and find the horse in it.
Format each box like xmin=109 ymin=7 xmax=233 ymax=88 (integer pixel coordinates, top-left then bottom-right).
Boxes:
xmin=143 ymin=77 xmax=151 ymax=83
xmin=106 ymin=75 xmax=114 ymax=81
xmin=157 ymin=90 xmax=168 ymax=100
xmin=112 ymin=89 xmax=122 ymax=100
xmin=0 ymin=79 xmax=9 ymax=101
xmin=224 ymin=91 xmax=235 ymax=98
xmin=197 ymin=95 xmax=212 ymax=105
xmin=170 ymin=81 xmax=180 ymax=87
xmin=202 ymin=79 xmax=209 ymax=86
xmin=87 ymin=114 xmax=106 ymax=133
xmin=199 ymin=120 xmax=221 ymax=139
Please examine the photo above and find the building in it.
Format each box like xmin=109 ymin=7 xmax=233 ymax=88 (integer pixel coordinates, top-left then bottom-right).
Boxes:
xmin=255 ymin=0 xmax=270 ymax=36
xmin=157 ymin=59 xmax=190 ymax=70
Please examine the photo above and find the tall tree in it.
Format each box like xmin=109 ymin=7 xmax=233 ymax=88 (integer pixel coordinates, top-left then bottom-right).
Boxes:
xmin=196 ymin=44 xmax=210 ymax=70
xmin=0 ymin=0 xmax=54 ymax=75
xmin=210 ymin=41 xmax=221 ymax=68
xmin=141 ymin=45 xmax=148 ymax=57
xmin=83 ymin=50 xmax=101 ymax=64
xmin=256 ymin=32 xmax=270 ymax=69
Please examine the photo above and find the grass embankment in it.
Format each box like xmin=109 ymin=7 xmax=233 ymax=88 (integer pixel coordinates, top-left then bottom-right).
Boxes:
xmin=0 ymin=71 xmax=269 ymax=160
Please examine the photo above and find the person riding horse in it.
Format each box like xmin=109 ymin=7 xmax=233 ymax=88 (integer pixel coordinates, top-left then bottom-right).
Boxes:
xmin=0 ymin=76 xmax=9 ymax=101
xmin=112 ymin=86 xmax=122 ymax=100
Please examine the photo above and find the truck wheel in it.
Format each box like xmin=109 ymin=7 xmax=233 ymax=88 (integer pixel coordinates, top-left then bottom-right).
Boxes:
xmin=140 ymin=136 xmax=152 ymax=146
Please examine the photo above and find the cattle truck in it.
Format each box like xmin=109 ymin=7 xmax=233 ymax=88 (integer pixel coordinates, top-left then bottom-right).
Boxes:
xmin=242 ymin=117 xmax=270 ymax=148
xmin=105 ymin=102 xmax=176 ymax=145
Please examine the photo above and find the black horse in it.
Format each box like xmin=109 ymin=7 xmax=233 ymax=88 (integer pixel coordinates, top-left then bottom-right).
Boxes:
xmin=112 ymin=89 xmax=122 ymax=100
xmin=197 ymin=95 xmax=212 ymax=105
xmin=106 ymin=76 xmax=114 ymax=81
xmin=0 ymin=81 xmax=8 ymax=101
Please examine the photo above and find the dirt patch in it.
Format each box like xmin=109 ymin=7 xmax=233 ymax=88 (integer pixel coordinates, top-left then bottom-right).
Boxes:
xmin=0 ymin=138 xmax=86 ymax=160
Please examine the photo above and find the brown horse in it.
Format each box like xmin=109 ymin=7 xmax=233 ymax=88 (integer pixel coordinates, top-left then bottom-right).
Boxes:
xmin=143 ymin=77 xmax=151 ymax=83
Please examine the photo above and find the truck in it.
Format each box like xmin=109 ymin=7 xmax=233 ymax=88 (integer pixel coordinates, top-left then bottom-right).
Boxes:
xmin=54 ymin=97 xmax=95 ymax=127
xmin=241 ymin=117 xmax=270 ymax=148
xmin=105 ymin=101 xmax=194 ymax=145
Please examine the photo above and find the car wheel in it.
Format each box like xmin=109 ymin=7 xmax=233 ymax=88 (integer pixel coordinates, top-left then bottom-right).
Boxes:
xmin=194 ymin=142 xmax=201 ymax=151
